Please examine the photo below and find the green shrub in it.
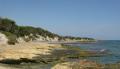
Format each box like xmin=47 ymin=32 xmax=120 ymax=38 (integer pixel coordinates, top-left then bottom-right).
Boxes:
xmin=2 ymin=32 xmax=17 ymax=45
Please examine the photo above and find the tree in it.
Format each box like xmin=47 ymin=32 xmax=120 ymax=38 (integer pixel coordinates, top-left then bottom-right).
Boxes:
xmin=0 ymin=18 xmax=16 ymax=32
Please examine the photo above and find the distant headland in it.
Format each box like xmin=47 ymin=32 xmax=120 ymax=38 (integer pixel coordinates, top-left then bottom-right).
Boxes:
xmin=0 ymin=17 xmax=95 ymax=45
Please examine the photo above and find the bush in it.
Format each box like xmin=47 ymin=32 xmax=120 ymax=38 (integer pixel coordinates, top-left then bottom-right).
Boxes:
xmin=2 ymin=32 xmax=17 ymax=45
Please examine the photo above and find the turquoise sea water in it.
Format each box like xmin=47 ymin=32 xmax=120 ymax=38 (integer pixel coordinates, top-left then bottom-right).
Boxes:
xmin=69 ymin=40 xmax=120 ymax=64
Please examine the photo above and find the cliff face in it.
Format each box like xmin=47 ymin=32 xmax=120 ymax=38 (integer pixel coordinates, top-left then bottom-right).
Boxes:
xmin=0 ymin=33 xmax=8 ymax=45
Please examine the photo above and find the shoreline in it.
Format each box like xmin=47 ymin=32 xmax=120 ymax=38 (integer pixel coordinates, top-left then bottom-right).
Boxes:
xmin=0 ymin=41 xmax=119 ymax=69
xmin=48 ymin=40 xmax=97 ymax=44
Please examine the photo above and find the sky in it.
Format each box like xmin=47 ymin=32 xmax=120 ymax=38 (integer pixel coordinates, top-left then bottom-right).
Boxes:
xmin=0 ymin=0 xmax=120 ymax=40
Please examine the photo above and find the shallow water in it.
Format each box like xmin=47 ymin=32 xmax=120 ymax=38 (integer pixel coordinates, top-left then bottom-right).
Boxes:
xmin=68 ymin=40 xmax=120 ymax=64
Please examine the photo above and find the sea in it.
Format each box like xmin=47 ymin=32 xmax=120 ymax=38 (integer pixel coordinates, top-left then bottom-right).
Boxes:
xmin=68 ymin=40 xmax=120 ymax=64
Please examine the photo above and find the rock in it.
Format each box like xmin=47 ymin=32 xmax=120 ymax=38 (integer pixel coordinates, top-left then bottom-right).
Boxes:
xmin=52 ymin=60 xmax=103 ymax=69
xmin=0 ymin=32 xmax=8 ymax=45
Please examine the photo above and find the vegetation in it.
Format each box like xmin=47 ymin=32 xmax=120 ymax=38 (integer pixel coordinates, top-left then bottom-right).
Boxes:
xmin=64 ymin=36 xmax=94 ymax=40
xmin=2 ymin=31 xmax=18 ymax=45
xmin=0 ymin=17 xmax=95 ymax=44
xmin=0 ymin=17 xmax=60 ymax=44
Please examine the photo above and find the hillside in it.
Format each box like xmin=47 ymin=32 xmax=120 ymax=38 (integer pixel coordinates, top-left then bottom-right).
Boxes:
xmin=0 ymin=17 xmax=95 ymax=45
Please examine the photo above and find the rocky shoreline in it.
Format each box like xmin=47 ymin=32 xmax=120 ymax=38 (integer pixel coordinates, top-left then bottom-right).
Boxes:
xmin=0 ymin=42 xmax=119 ymax=69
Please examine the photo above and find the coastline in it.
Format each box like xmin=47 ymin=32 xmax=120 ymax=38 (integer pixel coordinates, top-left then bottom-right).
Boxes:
xmin=0 ymin=41 xmax=119 ymax=69
xmin=0 ymin=41 xmax=99 ymax=69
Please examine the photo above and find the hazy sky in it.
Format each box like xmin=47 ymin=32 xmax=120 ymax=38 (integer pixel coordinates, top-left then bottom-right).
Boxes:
xmin=0 ymin=0 xmax=120 ymax=40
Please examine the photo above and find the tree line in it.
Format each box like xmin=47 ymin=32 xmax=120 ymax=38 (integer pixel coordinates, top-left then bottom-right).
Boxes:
xmin=0 ymin=18 xmax=60 ymax=44
xmin=0 ymin=17 xmax=95 ymax=44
